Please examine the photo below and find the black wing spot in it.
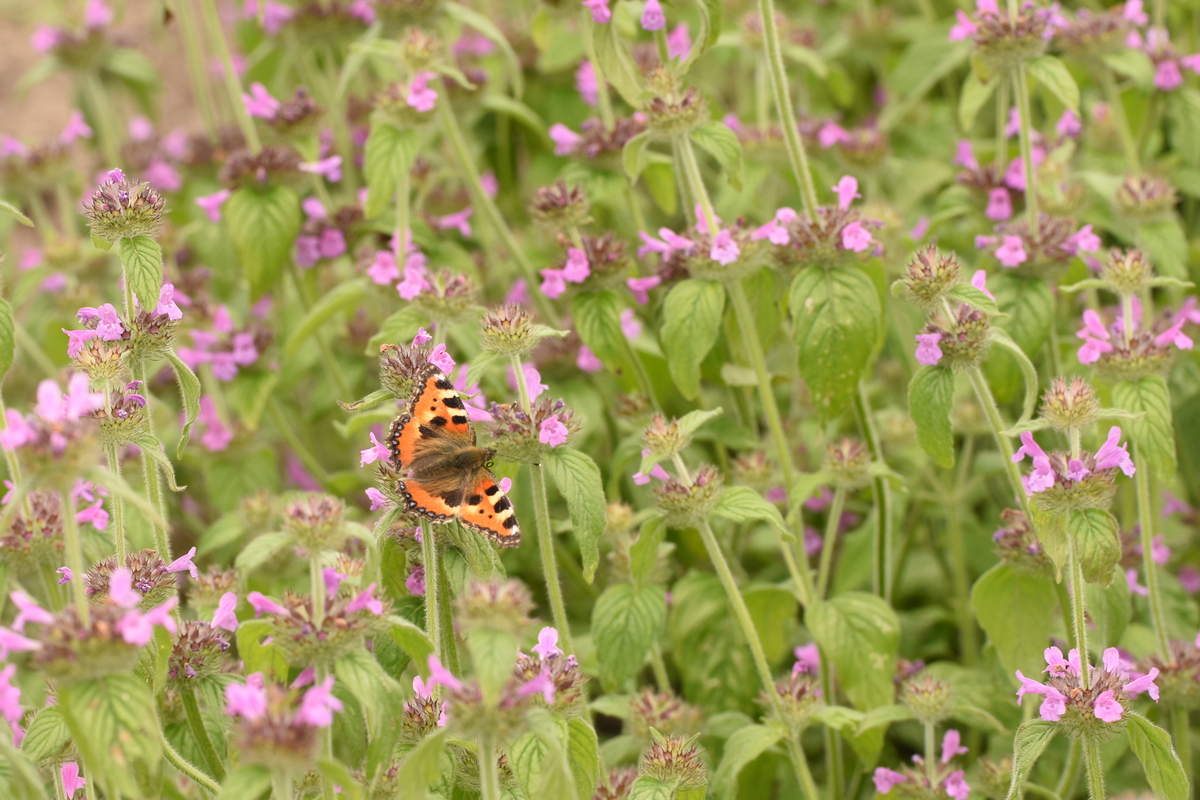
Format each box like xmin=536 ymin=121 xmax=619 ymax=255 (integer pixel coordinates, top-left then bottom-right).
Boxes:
xmin=429 ymin=417 xmax=448 ymax=427
xmin=502 ymin=516 xmax=518 ymax=529
xmin=493 ymin=497 xmax=512 ymax=513
xmin=435 ymin=378 xmax=454 ymax=391
xmin=450 ymin=415 xmax=469 ymax=425
xmin=484 ymin=485 xmax=499 ymax=496
xmin=418 ymin=425 xmax=439 ymax=438
xmin=442 ymin=488 xmax=464 ymax=507
xmin=466 ymin=494 xmax=482 ymax=506
xmin=443 ymin=396 xmax=465 ymax=410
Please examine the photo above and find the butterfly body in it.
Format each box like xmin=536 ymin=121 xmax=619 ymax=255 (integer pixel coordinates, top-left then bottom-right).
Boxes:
xmin=387 ymin=364 xmax=520 ymax=546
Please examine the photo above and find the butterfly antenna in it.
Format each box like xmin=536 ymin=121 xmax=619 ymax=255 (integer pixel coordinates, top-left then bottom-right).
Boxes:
xmin=495 ymin=452 xmax=541 ymax=468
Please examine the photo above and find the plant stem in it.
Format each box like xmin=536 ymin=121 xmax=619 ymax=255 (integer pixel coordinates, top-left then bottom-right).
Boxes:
xmin=924 ymin=721 xmax=937 ymax=786
xmin=268 ymin=397 xmax=333 ymax=488
xmin=103 ymin=442 xmax=127 ymax=563
xmin=272 ymin=769 xmax=292 ymax=800
xmin=649 ymin=642 xmax=670 ymax=690
xmin=479 ymin=733 xmax=502 ymax=800
xmin=200 ymin=0 xmax=262 ymax=153
xmin=436 ymin=100 xmax=559 ymax=326
xmin=511 ymin=355 xmax=573 ymax=652
xmin=80 ymin=71 xmax=122 ymax=167
xmin=994 ymin=79 xmax=1009 ymax=169
xmin=1096 ymin=67 xmax=1141 ymax=173
xmin=1012 ymin=64 xmax=1040 ymax=238
xmin=136 ymin=362 xmax=173 ymax=561
xmin=1023 ymin=784 xmax=1064 ymax=800
xmin=1069 ymin=533 xmax=1091 ymax=689
xmin=675 ymin=135 xmax=717 ymax=235
xmin=179 ymin=681 xmax=226 ymax=781
xmin=176 ymin=0 xmax=220 ymax=140
xmin=855 ymin=384 xmax=894 ymax=602
xmin=420 ymin=519 xmax=442 ymax=666
xmin=161 ymin=728 xmax=221 ymax=795
xmin=286 ymin=264 xmax=352 ymax=401
xmin=60 ymin=490 xmax=89 ymax=625
xmin=815 ymin=487 xmax=846 ymax=600
xmin=1055 ymin=739 xmax=1082 ymax=798
xmin=310 ymin=554 xmax=327 ymax=630
xmin=1082 ymin=740 xmax=1105 ymax=800
xmin=948 ymin=434 xmax=977 ymax=665
xmin=966 ymin=368 xmax=1028 ymax=514
xmin=755 ymin=0 xmax=820 ymax=215
xmin=1134 ymin=449 xmax=1170 ymax=657
xmin=784 ymin=737 xmax=822 ymax=800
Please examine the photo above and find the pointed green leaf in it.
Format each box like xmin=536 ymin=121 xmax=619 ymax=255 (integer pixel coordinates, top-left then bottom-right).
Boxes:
xmin=972 ymin=564 xmax=1057 ymax=679
xmin=661 ymin=279 xmax=725 ymax=399
xmin=118 ymin=236 xmax=164 ymax=314
xmin=1003 ymin=720 xmax=1058 ymax=800
xmin=690 ymin=121 xmax=744 ymax=191
xmin=225 ymin=185 xmax=302 ymax=299
xmin=712 ymin=724 xmax=782 ymax=799
xmin=1114 ymin=376 xmax=1176 ymax=477
xmin=1069 ymin=508 xmax=1121 ymax=586
xmin=284 ymin=278 xmax=369 ymax=359
xmin=545 ymin=448 xmax=606 ymax=583
xmin=908 ymin=365 xmax=956 ymax=468
xmin=808 ymin=592 xmax=900 ymax=711
xmin=1025 ymin=55 xmax=1079 ymax=111
xmin=165 ymin=350 xmax=201 ymax=457
xmin=364 ymin=123 xmax=418 ymax=219
xmin=592 ymin=583 xmax=667 ymax=691
xmin=1126 ymin=712 xmax=1188 ymax=800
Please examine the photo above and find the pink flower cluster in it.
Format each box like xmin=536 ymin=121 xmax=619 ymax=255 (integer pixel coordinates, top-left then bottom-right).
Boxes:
xmin=1012 ymin=426 xmax=1135 ymax=496
xmin=1075 ymin=298 xmax=1197 ymax=364
xmin=873 ymin=729 xmax=971 ymax=799
xmin=224 ymin=671 xmax=345 ymax=728
xmin=1016 ymin=646 xmax=1158 ymax=722
xmin=0 ymin=374 xmax=104 ymax=455
xmin=176 ymin=305 xmax=261 ymax=381
xmin=540 ymin=247 xmax=591 ymax=299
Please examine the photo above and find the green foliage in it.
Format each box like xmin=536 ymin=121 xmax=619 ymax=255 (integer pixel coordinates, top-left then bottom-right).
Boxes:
xmin=224 ymin=185 xmax=302 ymax=299
xmin=808 ymin=592 xmax=900 ymax=711
xmin=908 ymin=365 xmax=955 ymax=467
xmin=592 ymin=582 xmax=667 ymax=690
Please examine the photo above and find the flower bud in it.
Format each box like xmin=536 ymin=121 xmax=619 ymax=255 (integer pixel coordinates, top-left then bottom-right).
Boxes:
xmin=1100 ymin=248 xmax=1154 ymax=296
xmin=900 ymin=674 xmax=952 ymax=725
xmin=764 ymin=669 xmax=822 ymax=739
xmin=977 ymin=757 xmax=1014 ymax=799
xmin=823 ymin=438 xmax=871 ymax=490
xmin=167 ymin=620 xmax=232 ymax=687
xmin=992 ymin=508 xmax=1052 ymax=576
xmin=922 ymin=304 xmax=993 ymax=370
xmin=454 ymin=579 xmax=536 ymax=637
xmin=1 ymin=491 xmax=64 ymax=572
xmin=282 ymin=494 xmax=347 ymax=551
xmin=410 ymin=269 xmax=479 ymax=328
xmin=642 ymin=414 xmax=695 ymax=461
xmin=71 ymin=337 xmax=129 ymax=383
xmin=253 ymin=589 xmax=390 ymax=668
xmin=479 ymin=304 xmax=545 ymax=357
xmin=530 ymin=181 xmax=589 ymax=228
xmin=971 ymin=7 xmax=1050 ymax=76
xmin=637 ymin=731 xmax=707 ymax=791
xmin=653 ymin=465 xmax=723 ymax=528
xmin=643 ymin=69 xmax=708 ymax=141
xmin=485 ymin=397 xmax=579 ymax=462
xmin=83 ymin=168 xmax=166 ymax=243
xmin=189 ymin=567 xmax=238 ymax=609
xmin=896 ymin=245 xmax=963 ymax=312
xmin=95 ymin=382 xmax=149 ymax=446
xmin=595 ymin=768 xmax=638 ymax=800
xmin=219 ymin=145 xmax=302 ymax=188
xmin=1139 ymin=641 xmax=1200 ymax=709
xmin=1115 ymin=175 xmax=1176 ymax=224
xmin=629 ymin=689 xmax=704 ymax=742
xmin=1039 ymin=376 xmax=1101 ymax=432
xmin=85 ymin=549 xmax=179 ymax=608
xmin=1055 ymin=7 xmax=1131 ymax=58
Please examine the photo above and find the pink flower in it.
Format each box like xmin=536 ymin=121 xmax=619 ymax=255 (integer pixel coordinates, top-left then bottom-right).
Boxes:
xmin=57 ymin=567 xmax=72 ymax=584
xmin=346 ymin=584 xmax=384 ymax=615
xmin=412 ymin=326 xmax=431 ymax=346
xmin=641 ymin=0 xmax=665 ymax=30
xmin=427 ymin=655 xmax=463 ymax=691
xmin=873 ymin=767 xmax=907 ymax=794
xmin=514 ymin=364 xmax=548 ymax=401
xmin=1067 ymin=224 xmax=1101 ymax=254
xmin=1067 ymin=459 xmax=1090 ymax=481
xmin=499 ymin=477 xmax=513 ymax=493
xmin=841 ymin=220 xmax=873 ymax=252
xmin=532 ymin=627 xmax=563 ymax=659
xmin=710 ymin=230 xmax=740 ymax=265
xmin=627 ymin=276 xmax=662 ymax=304
xmin=197 ymin=396 xmax=233 ymax=452
xmin=297 ymin=676 xmax=343 ymax=727
xmin=366 ymin=250 xmax=400 ymax=285
xmin=155 ymin=284 xmax=184 ymax=320
xmin=0 ymin=664 xmax=22 ymax=746
xmin=620 ymin=308 xmax=642 ymax=339
xmin=793 ymin=642 xmax=821 ymax=675
xmin=30 ymin=27 xmax=61 ymax=54
xmin=817 ymin=122 xmax=851 ymax=149
xmin=943 ymin=771 xmax=970 ymax=800
xmin=948 ymin=10 xmax=976 ymax=41
xmin=539 ymin=415 xmax=569 ymax=447
xmin=77 ymin=501 xmax=109 ymax=531
xmin=1184 ymin=54 xmax=1200 ymax=73
xmin=1004 ymin=157 xmax=1028 ymax=190
xmin=986 ymin=188 xmax=1012 ymax=220
xmin=429 ymin=343 xmax=456 ymax=372
xmin=300 ymin=156 xmax=343 ymax=183
xmin=971 ymin=270 xmax=995 ymax=301
xmin=225 ymin=677 xmax=268 ymax=720
xmin=361 ymin=432 xmax=391 ymax=466
xmin=1043 ymin=646 xmax=1073 ymax=676
xmin=583 ymin=0 xmax=611 ymax=23
xmin=562 ymin=248 xmax=590 ymax=282
xmin=751 ymin=207 xmax=797 ymax=245
xmin=1125 ymin=667 xmax=1160 ymax=699
xmin=248 ymin=591 xmax=288 ymax=616
xmin=1155 ymin=61 xmax=1183 ymax=91
xmin=1124 ymin=0 xmax=1149 ymax=25
xmin=1127 ymin=567 xmax=1150 ymax=595
xmin=1180 ymin=567 xmax=1200 ymax=594
xmin=1154 ymin=318 xmax=1194 ymax=350
xmin=953 ymin=140 xmax=978 ymax=170
xmin=10 ymin=592 xmax=53 ymax=632
xmin=666 ymin=23 xmax=690 ymax=59
xmin=406 ymin=565 xmax=426 ymax=596
xmin=167 ymin=546 xmax=199 ymax=579
xmin=1013 ymin=432 xmax=1055 ymax=493
xmin=576 ymin=345 xmax=603 ymax=372
xmin=407 ymin=72 xmax=439 ymax=112
xmin=549 ymin=124 xmax=581 ymax=156
xmin=60 ymin=111 xmax=93 ymax=144
xmin=540 ymin=268 xmax=567 ymax=299
xmin=366 ymin=488 xmax=387 ymax=511
xmin=116 ymin=597 xmax=178 ymax=645
xmin=1094 ymin=426 xmax=1136 ymax=476
xmin=1092 ymin=690 xmax=1123 ymax=722
xmin=633 ymin=449 xmax=671 ymax=485
xmin=914 ymin=333 xmax=943 ymax=366
xmin=434 ymin=207 xmax=473 ymax=237
xmin=110 ymin=569 xmax=144 ymax=611
xmin=62 ymin=763 xmax=86 ymax=798
xmin=518 ymin=672 xmax=556 ymax=703
xmin=0 ymin=627 xmax=41 ymax=659
xmin=242 ymin=83 xmax=280 ymax=119
xmin=349 ymin=0 xmax=375 ymax=23
xmin=833 ymin=175 xmax=860 ymax=211
xmin=196 ymin=189 xmax=231 ymax=222
xmin=575 ymin=61 xmax=598 ymax=106
xmin=63 ymin=329 xmax=99 ymax=359
xmin=212 ymin=592 xmax=239 ymax=631
xmin=1014 ymin=670 xmax=1068 ymax=720
xmin=1056 ymin=109 xmax=1082 ymax=138
xmin=995 ymin=235 xmax=1027 ymax=267
xmin=941 ymin=729 xmax=968 ymax=763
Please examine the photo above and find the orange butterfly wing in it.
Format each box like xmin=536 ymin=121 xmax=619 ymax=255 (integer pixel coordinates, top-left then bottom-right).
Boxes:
xmin=459 ymin=472 xmax=521 ymax=548
xmin=387 ymin=364 xmax=474 ymax=471
xmin=396 ymin=478 xmax=462 ymax=521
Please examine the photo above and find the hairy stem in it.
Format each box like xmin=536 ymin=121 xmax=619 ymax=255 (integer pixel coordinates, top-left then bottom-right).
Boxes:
xmin=948 ymin=434 xmax=977 ymax=665
xmin=1055 ymin=739 xmax=1082 ymax=799
xmin=60 ymin=490 xmax=89 ymax=625
xmin=1134 ymin=450 xmax=1170 ymax=657
xmin=855 ymin=384 xmax=894 ymax=602
xmin=1096 ymin=67 xmax=1141 ymax=174
xmin=1082 ymin=739 xmax=1105 ymax=800
xmin=420 ymin=519 xmax=442 ymax=666
xmin=815 ymin=487 xmax=846 ymax=600
xmin=924 ymin=721 xmax=937 ymax=786
xmin=965 ymin=368 xmax=1028 ymax=514
xmin=179 ymin=681 xmax=226 ymax=781
xmin=103 ymin=442 xmax=127 ymax=564
xmin=1012 ymin=64 xmax=1040 ymax=238
xmin=479 ymin=733 xmax=502 ymax=800
xmin=176 ymin=0 xmax=220 ymax=140
xmin=272 ymin=770 xmax=293 ymax=800
xmin=268 ymin=397 xmax=332 ymax=489
xmin=160 ymin=727 xmax=222 ymax=795
xmin=581 ymin=12 xmax=615 ymax=130
xmin=1069 ymin=533 xmax=1091 ymax=689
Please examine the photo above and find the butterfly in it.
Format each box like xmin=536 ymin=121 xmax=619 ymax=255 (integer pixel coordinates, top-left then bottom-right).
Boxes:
xmin=386 ymin=362 xmax=521 ymax=547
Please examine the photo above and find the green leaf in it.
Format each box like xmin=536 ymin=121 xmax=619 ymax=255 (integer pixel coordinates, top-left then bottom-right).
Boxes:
xmin=958 ymin=72 xmax=997 ymax=131
xmin=0 ymin=736 xmax=49 ymax=800
xmin=118 ymin=236 xmax=164 ymax=314
xmin=661 ymin=279 xmax=725 ymax=399
xmin=629 ymin=517 xmax=668 ymax=590
xmin=225 ymin=185 xmax=302 ymax=299
xmin=234 ymin=532 xmax=292 ymax=574
xmin=972 ymin=564 xmax=1058 ymax=679
xmin=689 ymin=121 xmax=744 ymax=191
xmin=544 ymin=448 xmax=606 ymax=583
xmin=512 ymin=712 xmax=576 ymax=799
xmin=945 ymin=284 xmax=1002 ymax=317
xmin=949 ymin=704 xmax=1008 ymax=734
xmin=743 ymin=585 xmax=798 ymax=662
xmin=1085 ymin=571 xmax=1131 ymax=650
xmin=59 ymin=674 xmax=163 ymax=799
xmin=572 ymin=290 xmax=626 ymax=370
xmin=164 ymin=350 xmax=201 ymax=458
xmin=1102 ymin=49 xmax=1155 ymax=90
xmin=879 ymin=38 xmax=969 ymax=131
xmin=1069 ymin=508 xmax=1121 ymax=586
xmin=440 ymin=520 xmax=504 ymax=580
xmin=629 ymin=778 xmax=674 ymax=800
xmin=443 ymin=1 xmax=525 ymax=97
xmin=216 ymin=766 xmax=271 ymax=800
xmin=389 ymin=616 xmax=435 ymax=668
xmin=284 ymin=278 xmax=369 ymax=359
xmin=335 ymin=649 xmax=397 ymax=734
xmin=0 ymin=198 xmax=32 ymax=227
xmin=712 ymin=486 xmax=790 ymax=539
xmin=1168 ymin=87 xmax=1200 ymax=166
xmin=908 ymin=365 xmax=956 ymax=468
xmin=366 ymin=304 xmax=427 ymax=354
xmin=791 ymin=266 xmax=882 ymax=420
xmin=990 ymin=328 xmax=1040 ymax=425
xmin=129 ymin=432 xmax=185 ymax=491
xmin=567 ymin=717 xmax=601 ymax=800
xmin=590 ymin=18 xmax=644 ymax=107
xmin=1003 ymin=720 xmax=1058 ymax=800
xmin=987 ymin=274 xmax=1053 ymax=404
xmin=364 ymin=122 xmax=418 ymax=219
xmin=642 ymin=162 xmax=678 ymax=215
xmin=855 ymin=704 xmax=916 ymax=734
xmin=18 ymin=705 xmax=71 ymax=762
xmin=318 ymin=760 xmax=363 ymax=800
xmin=0 ymin=299 xmax=14 ymax=384
xmin=237 ymin=619 xmax=288 ymax=679
xmin=1114 ymin=376 xmax=1176 ymax=477
xmin=712 ymin=725 xmax=782 ymax=799
xmin=807 ymin=592 xmax=900 ymax=710
xmin=467 ymin=628 xmax=520 ymax=704
xmin=1126 ymin=712 xmax=1188 ymax=800
xmin=1025 ymin=55 xmax=1079 ymax=111
xmin=622 ymin=131 xmax=654 ymax=180
xmin=1137 ymin=219 xmax=1188 ymax=280
xmin=480 ymin=94 xmax=550 ymax=146
xmin=396 ymin=727 xmax=449 ymax=800
xmin=592 ymin=583 xmax=667 ymax=691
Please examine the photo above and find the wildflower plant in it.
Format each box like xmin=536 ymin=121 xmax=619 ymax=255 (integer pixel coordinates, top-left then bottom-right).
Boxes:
xmin=2 ymin=0 xmax=1200 ymax=798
